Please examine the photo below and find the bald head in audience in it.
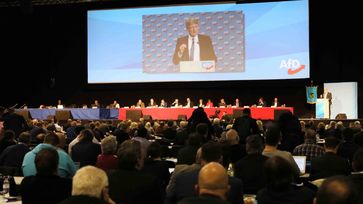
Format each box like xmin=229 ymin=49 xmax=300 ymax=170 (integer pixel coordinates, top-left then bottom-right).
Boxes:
xmin=226 ymin=129 xmax=239 ymax=145
xmin=315 ymin=176 xmax=358 ymax=204
xmin=197 ymin=162 xmax=230 ymax=200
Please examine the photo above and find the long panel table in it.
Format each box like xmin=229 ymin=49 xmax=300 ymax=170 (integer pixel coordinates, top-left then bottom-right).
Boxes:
xmin=118 ymin=107 xmax=294 ymax=121
xmin=19 ymin=108 xmax=119 ymax=120
xmin=17 ymin=107 xmax=293 ymax=121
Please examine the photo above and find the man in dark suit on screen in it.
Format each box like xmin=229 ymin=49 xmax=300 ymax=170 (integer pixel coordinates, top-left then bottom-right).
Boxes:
xmin=172 ymin=18 xmax=217 ymax=65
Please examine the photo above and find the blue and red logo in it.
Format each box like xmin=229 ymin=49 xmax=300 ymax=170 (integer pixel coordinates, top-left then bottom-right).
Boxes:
xmin=280 ymin=59 xmax=305 ymax=75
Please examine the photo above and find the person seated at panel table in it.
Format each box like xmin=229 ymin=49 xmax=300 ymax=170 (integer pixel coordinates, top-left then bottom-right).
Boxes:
xmin=205 ymin=99 xmax=214 ymax=108
xmin=57 ymin=99 xmax=65 ymax=109
xmin=233 ymin=98 xmax=240 ymax=108
xmin=136 ymin=99 xmax=145 ymax=108
xmin=184 ymin=98 xmax=194 ymax=108
xmin=91 ymin=100 xmax=101 ymax=108
xmin=159 ymin=99 xmax=168 ymax=108
xmin=271 ymin=97 xmax=280 ymax=107
xmin=198 ymin=99 xmax=205 ymax=107
xmin=257 ymin=97 xmax=266 ymax=107
xmin=110 ymin=100 xmax=120 ymax=108
xmin=147 ymin=98 xmax=158 ymax=108
xmin=171 ymin=99 xmax=182 ymax=107
xmin=218 ymin=98 xmax=227 ymax=107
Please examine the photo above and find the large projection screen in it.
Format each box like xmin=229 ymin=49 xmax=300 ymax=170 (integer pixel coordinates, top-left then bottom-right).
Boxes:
xmin=88 ymin=0 xmax=309 ymax=83
xmin=324 ymin=82 xmax=358 ymax=119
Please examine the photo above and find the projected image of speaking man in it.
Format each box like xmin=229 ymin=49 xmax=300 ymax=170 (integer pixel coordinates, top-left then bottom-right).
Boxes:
xmin=172 ymin=18 xmax=217 ymax=65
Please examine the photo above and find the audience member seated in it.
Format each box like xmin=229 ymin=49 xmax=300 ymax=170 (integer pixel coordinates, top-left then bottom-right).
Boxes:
xmin=29 ymin=120 xmax=47 ymax=144
xmin=108 ymin=140 xmax=163 ymax=204
xmin=212 ymin=118 xmax=224 ymax=139
xmin=68 ymin=128 xmax=99 ymax=155
xmin=21 ymin=148 xmax=72 ymax=204
xmin=71 ymin=129 xmax=101 ymax=167
xmin=349 ymin=148 xmax=363 ymax=204
xmin=0 ymin=130 xmax=17 ymax=155
xmin=232 ymin=108 xmax=259 ymax=145
xmin=175 ymin=121 xmax=189 ymax=145
xmin=2 ymin=107 xmax=29 ymax=138
xmin=22 ymin=132 xmax=76 ymax=178
xmin=167 ymin=148 xmax=202 ymax=193
xmin=163 ymin=120 xmax=177 ymax=140
xmin=178 ymin=162 xmax=230 ymax=204
xmin=113 ymin=121 xmax=130 ymax=145
xmin=0 ymin=131 xmax=30 ymax=172
xmin=96 ymin=136 xmax=118 ymax=172
xmin=132 ymin=127 xmax=151 ymax=159
xmin=222 ymin=129 xmax=246 ymax=166
xmin=337 ymin=127 xmax=360 ymax=164
xmin=314 ymin=176 xmax=358 ymax=204
xmin=316 ymin=122 xmax=326 ymax=139
xmin=262 ymin=123 xmax=300 ymax=178
xmin=142 ymin=142 xmax=171 ymax=197
xmin=177 ymin=133 xmax=202 ymax=165
xmin=165 ymin=142 xmax=243 ymax=204
xmin=59 ymin=166 xmax=115 ymax=204
xmin=309 ymin=137 xmax=351 ymax=181
xmin=293 ymin=128 xmax=325 ymax=162
xmin=256 ymin=156 xmax=315 ymax=204
xmin=234 ymin=134 xmax=268 ymax=194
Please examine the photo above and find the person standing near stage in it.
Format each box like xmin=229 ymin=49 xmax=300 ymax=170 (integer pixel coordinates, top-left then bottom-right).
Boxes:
xmin=323 ymin=88 xmax=332 ymax=118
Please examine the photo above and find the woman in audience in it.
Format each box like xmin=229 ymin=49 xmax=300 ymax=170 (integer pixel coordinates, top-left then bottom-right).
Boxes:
xmin=96 ymin=136 xmax=118 ymax=172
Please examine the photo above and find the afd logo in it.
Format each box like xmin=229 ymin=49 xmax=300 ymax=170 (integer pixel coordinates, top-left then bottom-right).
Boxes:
xmin=280 ymin=59 xmax=305 ymax=75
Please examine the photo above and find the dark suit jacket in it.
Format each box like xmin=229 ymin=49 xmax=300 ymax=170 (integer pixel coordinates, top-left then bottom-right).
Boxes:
xmin=178 ymin=194 xmax=229 ymax=204
xmin=108 ymin=168 xmax=163 ymax=204
xmin=232 ymin=115 xmax=259 ymax=144
xmin=165 ymin=168 xmax=243 ymax=204
xmin=0 ymin=143 xmax=30 ymax=168
xmin=349 ymin=173 xmax=363 ymax=204
xmin=71 ymin=141 xmax=101 ymax=167
xmin=21 ymin=175 xmax=72 ymax=204
xmin=257 ymin=185 xmax=315 ymax=204
xmin=59 ymin=195 xmax=107 ymax=204
xmin=234 ymin=154 xmax=268 ymax=194
xmin=309 ymin=152 xmax=351 ymax=180
xmin=173 ymin=34 xmax=217 ymax=65
xmin=3 ymin=112 xmax=28 ymax=137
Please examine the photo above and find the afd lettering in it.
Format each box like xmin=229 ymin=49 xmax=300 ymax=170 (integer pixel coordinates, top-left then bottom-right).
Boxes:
xmin=280 ymin=59 xmax=305 ymax=75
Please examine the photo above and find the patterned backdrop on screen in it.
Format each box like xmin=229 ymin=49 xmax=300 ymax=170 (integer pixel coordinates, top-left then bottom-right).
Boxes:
xmin=142 ymin=11 xmax=245 ymax=73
